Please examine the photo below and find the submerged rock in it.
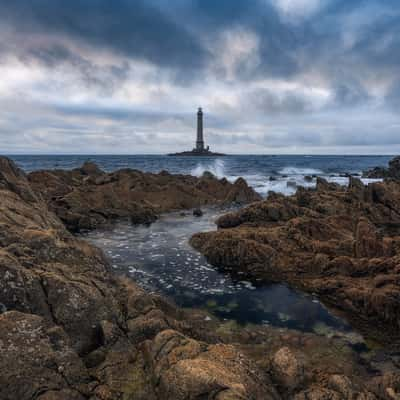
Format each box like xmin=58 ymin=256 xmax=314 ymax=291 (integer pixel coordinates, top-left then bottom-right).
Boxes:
xmin=193 ymin=208 xmax=203 ymax=217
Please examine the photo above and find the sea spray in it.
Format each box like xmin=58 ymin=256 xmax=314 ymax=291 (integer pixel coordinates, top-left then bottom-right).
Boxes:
xmin=191 ymin=159 xmax=226 ymax=178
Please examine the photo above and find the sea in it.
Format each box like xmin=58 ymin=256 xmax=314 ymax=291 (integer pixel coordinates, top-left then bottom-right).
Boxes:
xmin=9 ymin=154 xmax=392 ymax=196
xmin=9 ymin=154 xmax=393 ymax=346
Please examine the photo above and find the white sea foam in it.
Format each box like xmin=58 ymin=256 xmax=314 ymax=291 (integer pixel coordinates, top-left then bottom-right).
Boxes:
xmin=279 ymin=166 xmax=323 ymax=175
xmin=191 ymin=161 xmax=382 ymax=197
xmin=191 ymin=159 xmax=225 ymax=178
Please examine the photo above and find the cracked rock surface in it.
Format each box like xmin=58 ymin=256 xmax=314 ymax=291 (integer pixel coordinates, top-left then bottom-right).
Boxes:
xmin=1 ymin=156 xmax=399 ymax=399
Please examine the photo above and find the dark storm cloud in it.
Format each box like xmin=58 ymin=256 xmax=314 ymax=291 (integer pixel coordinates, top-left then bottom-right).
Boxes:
xmin=0 ymin=0 xmax=208 ymax=74
xmin=1 ymin=0 xmax=399 ymax=88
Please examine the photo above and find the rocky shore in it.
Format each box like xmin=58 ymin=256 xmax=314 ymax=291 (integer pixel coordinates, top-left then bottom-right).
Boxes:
xmin=191 ymin=175 xmax=400 ymax=344
xmin=1 ymin=156 xmax=400 ymax=399
xmin=28 ymin=161 xmax=260 ymax=232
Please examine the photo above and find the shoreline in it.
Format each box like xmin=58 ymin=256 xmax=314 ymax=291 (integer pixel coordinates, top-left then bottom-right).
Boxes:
xmin=1 ymin=156 xmax=399 ymax=399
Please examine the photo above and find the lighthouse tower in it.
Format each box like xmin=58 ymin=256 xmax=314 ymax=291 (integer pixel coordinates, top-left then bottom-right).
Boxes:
xmin=196 ymin=107 xmax=204 ymax=152
xmin=167 ymin=107 xmax=225 ymax=156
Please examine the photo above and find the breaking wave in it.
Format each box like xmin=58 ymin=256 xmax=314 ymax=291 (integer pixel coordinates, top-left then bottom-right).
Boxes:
xmin=191 ymin=159 xmax=226 ymax=178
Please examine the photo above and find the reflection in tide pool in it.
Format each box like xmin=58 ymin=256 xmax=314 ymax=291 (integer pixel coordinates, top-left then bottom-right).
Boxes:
xmin=82 ymin=208 xmax=363 ymax=343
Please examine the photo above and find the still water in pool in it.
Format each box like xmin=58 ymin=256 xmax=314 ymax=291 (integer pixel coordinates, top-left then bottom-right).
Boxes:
xmin=82 ymin=208 xmax=363 ymax=343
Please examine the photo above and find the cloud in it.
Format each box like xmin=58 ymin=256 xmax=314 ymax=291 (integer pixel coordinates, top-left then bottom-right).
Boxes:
xmin=0 ymin=0 xmax=399 ymax=154
xmin=0 ymin=0 xmax=208 ymax=77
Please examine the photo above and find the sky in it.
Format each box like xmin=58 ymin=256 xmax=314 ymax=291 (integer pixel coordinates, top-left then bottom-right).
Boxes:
xmin=0 ymin=0 xmax=399 ymax=155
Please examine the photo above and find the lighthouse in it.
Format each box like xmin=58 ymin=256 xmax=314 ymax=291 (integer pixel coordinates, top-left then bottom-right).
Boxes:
xmin=167 ymin=107 xmax=225 ymax=156
xmin=196 ymin=107 xmax=204 ymax=152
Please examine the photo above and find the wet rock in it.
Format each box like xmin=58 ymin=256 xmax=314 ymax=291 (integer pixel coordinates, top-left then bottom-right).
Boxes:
xmin=193 ymin=208 xmax=203 ymax=217
xmin=202 ymin=170 xmax=215 ymax=179
xmin=304 ymin=175 xmax=313 ymax=182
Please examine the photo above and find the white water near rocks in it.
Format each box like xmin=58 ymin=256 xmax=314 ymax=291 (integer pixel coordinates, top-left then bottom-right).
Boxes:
xmin=190 ymin=158 xmax=382 ymax=196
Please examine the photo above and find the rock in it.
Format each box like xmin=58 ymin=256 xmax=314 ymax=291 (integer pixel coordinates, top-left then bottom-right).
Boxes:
xmin=354 ymin=218 xmax=384 ymax=258
xmin=388 ymin=156 xmax=400 ymax=179
xmin=304 ymin=175 xmax=313 ymax=182
xmin=202 ymin=170 xmax=215 ymax=179
xmin=146 ymin=330 xmax=279 ymax=400
xmin=363 ymin=156 xmax=400 ymax=179
xmin=1 ymin=156 xmax=398 ymax=400
xmin=0 ymin=311 xmax=89 ymax=400
xmin=269 ymin=176 xmax=277 ymax=181
xmin=1 ymin=157 xmax=284 ymax=399
xmin=363 ymin=166 xmax=388 ymax=179
xmin=79 ymin=161 xmax=103 ymax=176
xmin=28 ymin=163 xmax=260 ymax=232
xmin=223 ymin=177 xmax=262 ymax=205
xmin=349 ymin=176 xmax=366 ymax=200
xmin=316 ymin=177 xmax=340 ymax=191
xmin=193 ymin=208 xmax=203 ymax=217
xmin=271 ymin=347 xmax=305 ymax=390
xmin=191 ymin=176 xmax=400 ymax=342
